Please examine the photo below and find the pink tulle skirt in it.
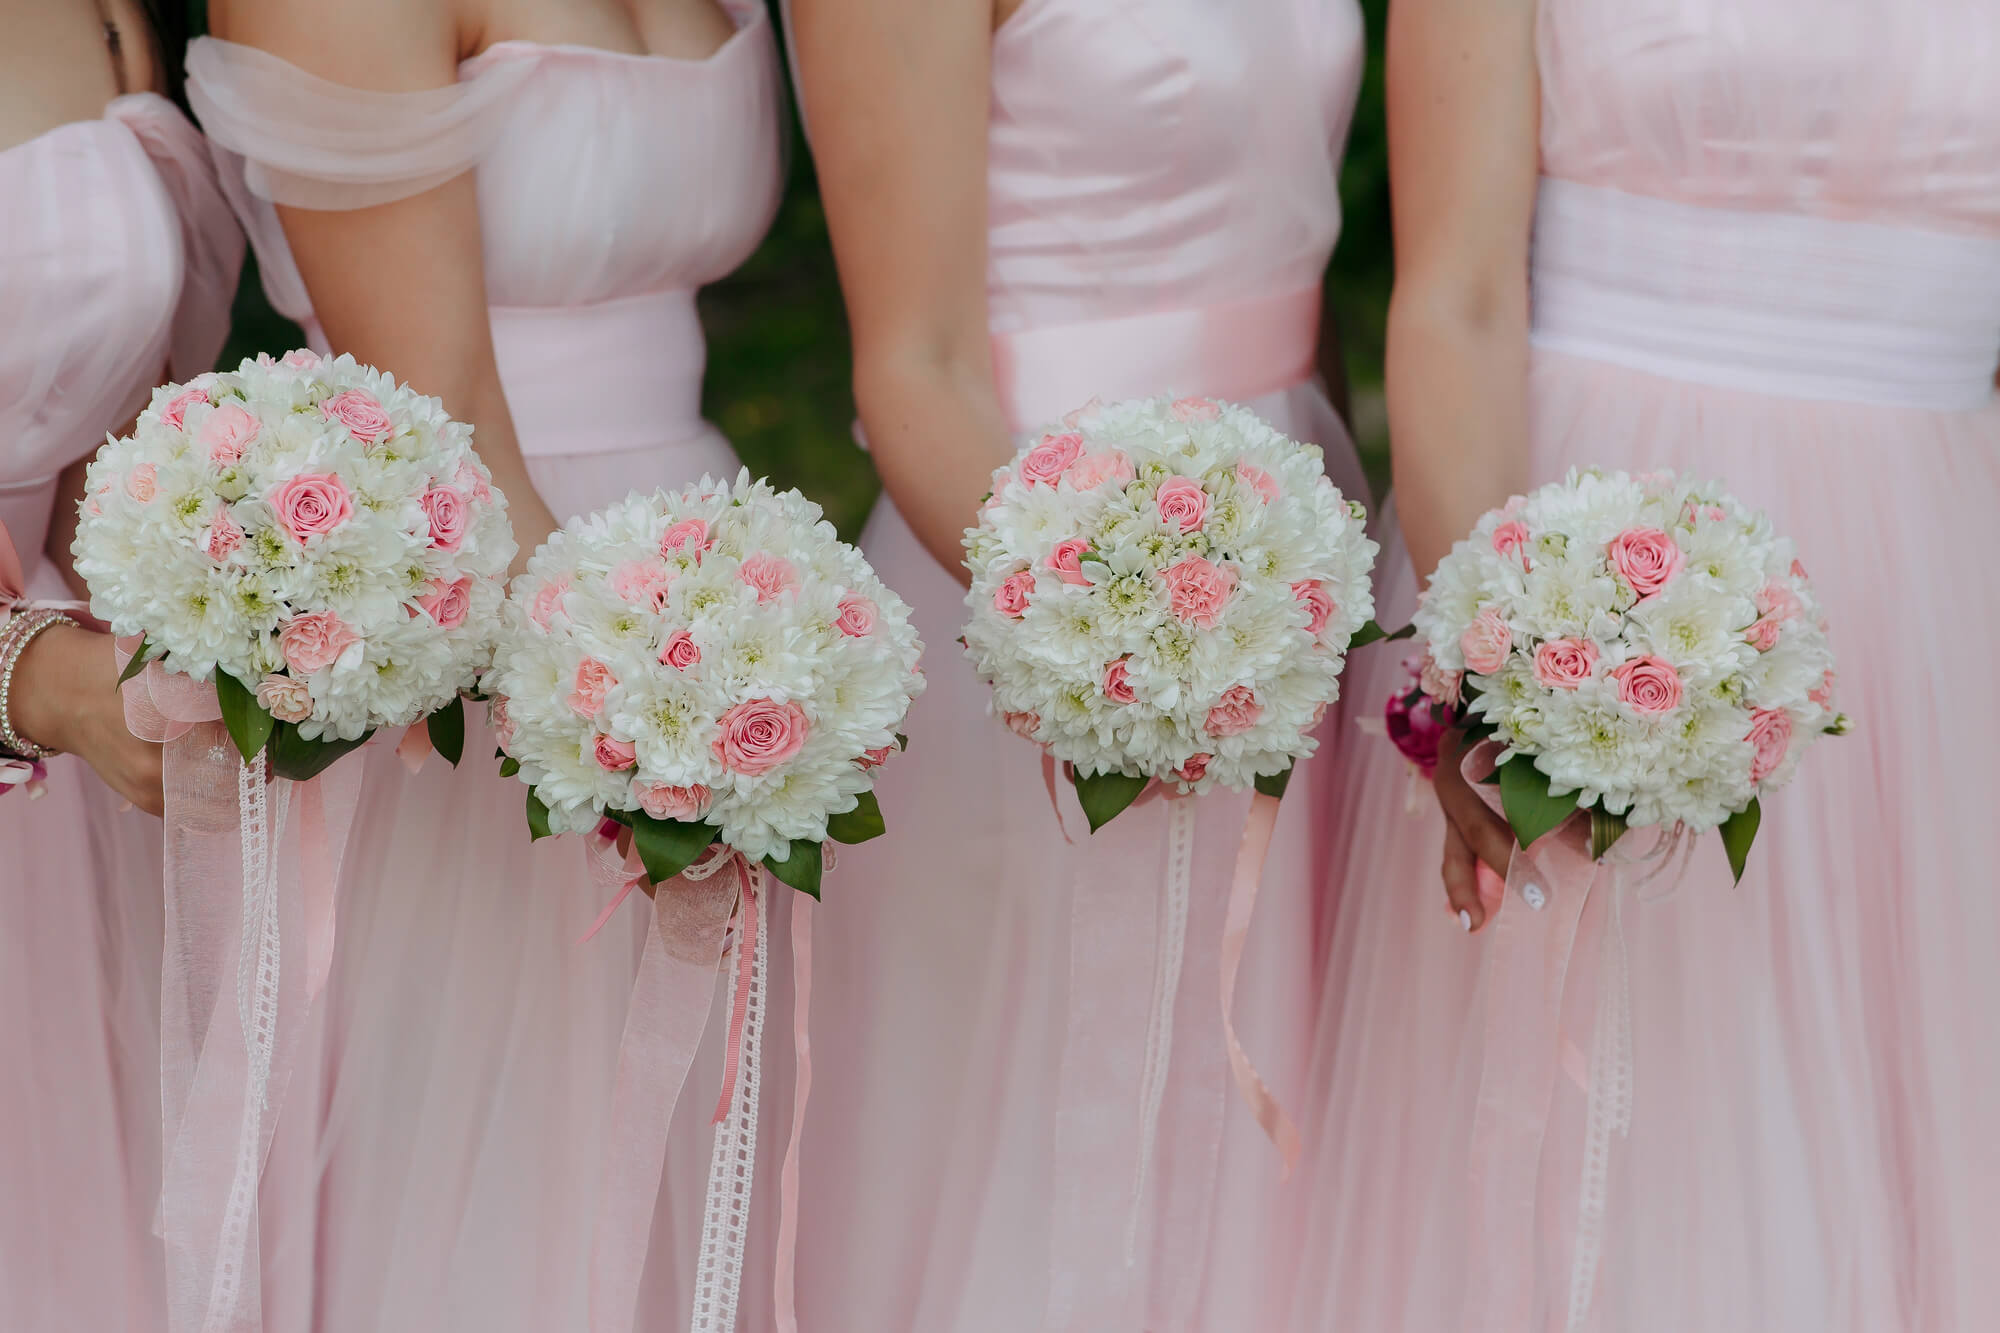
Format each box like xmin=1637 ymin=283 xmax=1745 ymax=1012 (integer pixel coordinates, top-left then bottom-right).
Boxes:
xmin=1290 ymin=349 xmax=2000 ymax=1331
xmin=788 ymin=382 xmax=1366 ymax=1332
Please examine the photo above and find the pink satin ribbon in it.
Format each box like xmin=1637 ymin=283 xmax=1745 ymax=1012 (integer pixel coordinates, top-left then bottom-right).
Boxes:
xmin=1219 ymin=791 xmax=1301 ymax=1172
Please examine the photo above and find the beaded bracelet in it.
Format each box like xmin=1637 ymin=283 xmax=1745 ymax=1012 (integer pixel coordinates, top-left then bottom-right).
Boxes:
xmin=0 ymin=608 xmax=79 ymax=761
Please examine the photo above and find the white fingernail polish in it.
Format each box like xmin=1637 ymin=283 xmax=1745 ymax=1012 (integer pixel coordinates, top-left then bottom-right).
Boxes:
xmin=1458 ymin=909 xmax=1473 ymax=932
xmin=1522 ymin=882 xmax=1547 ymax=911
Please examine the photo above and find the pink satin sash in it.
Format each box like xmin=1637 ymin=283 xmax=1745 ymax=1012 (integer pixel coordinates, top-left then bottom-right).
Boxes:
xmin=989 ymin=286 xmax=1321 ymax=431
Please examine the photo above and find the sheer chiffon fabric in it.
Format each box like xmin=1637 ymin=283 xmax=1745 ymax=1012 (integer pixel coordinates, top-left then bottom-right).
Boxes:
xmin=186 ymin=11 xmax=784 ymax=1328
xmin=780 ymin=2 xmax=1371 ymax=1328
xmin=1295 ymin=2 xmax=2000 ymax=1328
xmin=0 ymin=93 xmax=241 ymax=1333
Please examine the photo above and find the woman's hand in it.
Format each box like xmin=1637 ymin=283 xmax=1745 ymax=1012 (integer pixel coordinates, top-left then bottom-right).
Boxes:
xmin=1433 ymin=728 xmax=1513 ymax=931
xmin=10 ymin=623 xmax=165 ymax=814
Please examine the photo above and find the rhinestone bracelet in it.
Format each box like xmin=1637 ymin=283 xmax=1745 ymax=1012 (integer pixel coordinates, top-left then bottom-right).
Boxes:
xmin=0 ymin=608 xmax=79 ymax=761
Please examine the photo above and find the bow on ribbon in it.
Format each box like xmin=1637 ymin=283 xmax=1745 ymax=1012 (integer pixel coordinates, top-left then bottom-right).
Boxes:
xmin=583 ymin=832 xmax=814 ymax=1333
xmin=119 ymin=639 xmax=362 ymax=1333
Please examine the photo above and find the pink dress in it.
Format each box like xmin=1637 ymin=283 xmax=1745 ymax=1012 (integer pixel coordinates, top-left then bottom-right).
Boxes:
xmin=782 ymin=2 xmax=1369 ymax=1328
xmin=0 ymin=94 xmax=241 ymax=1333
xmin=1296 ymin=2 xmax=2000 ymax=1329
xmin=184 ymin=13 xmax=783 ymax=1330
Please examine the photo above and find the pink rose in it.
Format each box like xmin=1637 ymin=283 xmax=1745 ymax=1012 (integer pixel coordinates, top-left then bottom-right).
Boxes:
xmin=272 ymin=473 xmax=354 ymax=542
xmin=1170 ymin=397 xmax=1221 ymax=423
xmin=1020 ymin=432 xmax=1084 ymax=488
xmin=278 ymin=611 xmax=360 ymax=675
xmin=1419 ymin=648 xmax=1463 ymax=708
xmin=835 ymin=594 xmax=878 ymax=636
xmin=1176 ymin=753 xmax=1212 ymax=783
xmin=1607 ymin=527 xmax=1684 ymax=599
xmin=1491 ymin=520 xmax=1532 ymax=563
xmin=1610 ymin=655 xmax=1684 ymax=715
xmin=1067 ymin=450 xmax=1135 ymax=491
xmin=1532 ymin=637 xmax=1599 ymax=690
xmin=1458 ymin=606 xmax=1513 ymax=676
xmin=712 ymin=698 xmax=810 ymax=775
xmin=660 ymin=518 xmax=710 ymax=559
xmin=1205 ymin=684 xmax=1262 ymax=737
xmin=418 ymin=576 xmax=472 ymax=629
xmin=1791 ymin=558 xmax=1809 ymax=581
xmin=1746 ymin=708 xmax=1794 ymax=783
xmin=280 ymin=349 xmax=321 ymax=370
xmin=159 ymin=386 xmax=209 ymax=431
xmin=420 ymin=486 xmax=467 ymax=551
xmin=659 ymin=628 xmax=702 ymax=671
xmin=610 ymin=558 xmax=675 ymax=611
xmin=1162 ymin=556 xmax=1237 ymax=629
xmin=530 ymin=576 xmax=571 ymax=631
xmin=1046 ymin=539 xmax=1092 ymax=587
xmin=1755 ymin=580 xmax=1802 ymax=624
xmin=1744 ymin=616 xmax=1783 ymax=653
xmin=255 ymin=674 xmax=313 ymax=724
xmin=202 ymin=506 xmax=244 ymax=562
xmin=738 ymin=551 xmax=798 ymax=603
xmin=1102 ymin=658 xmax=1138 ymax=704
xmin=569 ymin=658 xmax=616 ymax=719
xmin=993 ymin=570 xmax=1035 ymax=618
xmin=593 ymin=734 xmax=639 ymax=772
xmin=1154 ymin=476 xmax=1209 ymax=534
xmin=127 ymin=464 xmax=157 ymax=502
xmin=1809 ymin=669 xmax=1837 ymax=709
xmin=453 ymin=461 xmax=493 ymax=504
xmin=1003 ymin=711 xmax=1040 ymax=740
xmin=857 ymin=745 xmax=895 ymax=771
xmin=320 ymin=389 xmax=392 ymax=444
xmin=635 ymin=781 xmax=710 ymax=821
xmin=492 ymin=696 xmax=516 ymax=753
xmin=1235 ymin=462 xmax=1280 ymax=504
xmin=1292 ymin=579 xmax=1335 ymax=636
xmin=199 ymin=402 xmax=261 ymax=464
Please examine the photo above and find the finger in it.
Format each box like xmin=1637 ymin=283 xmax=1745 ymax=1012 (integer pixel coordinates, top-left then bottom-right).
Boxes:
xmin=1441 ymin=822 xmax=1484 ymax=931
xmin=1464 ymin=807 xmax=1518 ymax=886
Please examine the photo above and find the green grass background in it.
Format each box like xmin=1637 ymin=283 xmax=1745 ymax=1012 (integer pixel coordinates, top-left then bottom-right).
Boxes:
xmin=209 ymin=0 xmax=1393 ymax=541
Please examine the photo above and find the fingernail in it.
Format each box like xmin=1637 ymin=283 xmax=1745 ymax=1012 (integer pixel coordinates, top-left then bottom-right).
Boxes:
xmin=1521 ymin=881 xmax=1547 ymax=911
xmin=1458 ymin=909 xmax=1473 ymax=932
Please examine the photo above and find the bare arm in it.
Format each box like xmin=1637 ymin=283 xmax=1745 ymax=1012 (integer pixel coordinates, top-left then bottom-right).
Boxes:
xmin=1385 ymin=0 xmax=1540 ymax=926
xmin=209 ymin=0 xmax=558 ymax=572
xmin=1383 ymin=0 xmax=1539 ymax=579
xmin=791 ymin=0 xmax=1012 ymax=582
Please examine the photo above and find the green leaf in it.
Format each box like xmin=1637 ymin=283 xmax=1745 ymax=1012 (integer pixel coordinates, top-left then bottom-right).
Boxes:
xmin=214 ymin=671 xmax=275 ymax=764
xmin=894 ymin=733 xmax=909 ymax=752
xmin=631 ymin=813 xmax=719 ymax=886
xmin=1718 ymin=798 xmax=1761 ymax=884
xmin=426 ymin=697 xmax=465 ymax=768
xmin=763 ymin=840 xmax=824 ymax=899
xmin=1253 ymin=766 xmax=1293 ymax=800
xmin=526 ymin=790 xmax=554 ymax=841
xmin=116 ymin=638 xmax=156 ymax=690
xmin=1589 ymin=808 xmax=1629 ymax=861
xmin=826 ymin=789 xmax=886 ymax=845
xmin=1497 ymin=755 xmax=1579 ymax=851
xmin=1071 ymin=768 xmax=1149 ymax=833
xmin=1349 ymin=620 xmax=1416 ymax=650
xmin=497 ymin=756 xmax=520 ymax=779
xmin=264 ymin=724 xmax=372 ymax=782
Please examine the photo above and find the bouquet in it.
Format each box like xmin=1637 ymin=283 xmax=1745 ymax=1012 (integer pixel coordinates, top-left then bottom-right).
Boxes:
xmin=962 ymin=395 xmax=1381 ymax=826
xmin=70 ymin=348 xmax=514 ymax=1332
xmin=1413 ymin=467 xmax=1846 ymax=879
xmin=489 ymin=470 xmax=921 ymax=1332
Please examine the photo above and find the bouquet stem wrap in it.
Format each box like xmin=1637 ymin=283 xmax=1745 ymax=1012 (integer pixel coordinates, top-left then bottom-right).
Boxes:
xmin=586 ymin=841 xmax=812 ymax=1333
xmin=120 ymin=646 xmax=361 ymax=1333
xmin=1046 ymin=785 xmax=1298 ymax=1329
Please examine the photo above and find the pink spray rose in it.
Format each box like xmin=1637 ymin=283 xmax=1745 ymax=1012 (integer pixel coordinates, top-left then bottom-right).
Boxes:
xmin=857 ymin=745 xmax=895 ymax=771
xmin=1235 ymin=462 xmax=1280 ymax=504
xmin=201 ymin=506 xmax=244 ymax=562
xmin=635 ymin=781 xmax=710 ymax=821
xmin=1809 ymin=669 xmax=1837 ymax=709
xmin=712 ymin=698 xmax=810 ymax=775
xmin=1458 ymin=607 xmax=1513 ymax=676
xmin=530 ymin=575 xmax=571 ymax=630
xmin=1176 ymin=753 xmax=1213 ymax=784
xmin=568 ymin=657 xmax=617 ymax=720
xmin=1532 ymin=637 xmax=1599 ymax=690
xmin=738 ymin=552 xmax=798 ymax=603
xmin=159 ymin=386 xmax=209 ymax=431
xmin=1162 ymin=556 xmax=1237 ymax=629
xmin=1205 ymin=684 xmax=1262 ymax=738
xmin=1154 ymin=476 xmax=1209 ymax=534
xmin=1102 ymin=658 xmax=1138 ymax=705
xmin=272 ymin=473 xmax=354 ymax=542
xmin=320 ymin=389 xmax=392 ymax=444
xmin=660 ymin=517 xmax=710 ymax=559
xmin=278 ymin=611 xmax=360 ymax=675
xmin=658 ymin=628 xmax=702 ymax=671
xmin=593 ymin=734 xmax=639 ymax=772
xmin=126 ymin=464 xmax=157 ymax=502
xmin=1066 ymin=450 xmax=1135 ymax=491
xmin=1046 ymin=539 xmax=1092 ymax=587
xmin=453 ymin=460 xmax=492 ymax=504
xmin=1610 ymin=655 xmax=1684 ymax=714
xmin=835 ymin=594 xmax=879 ymax=636
xmin=1744 ymin=616 xmax=1783 ymax=653
xmin=1419 ymin=648 xmax=1463 ymax=708
xmin=1019 ymin=432 xmax=1084 ymax=488
xmin=280 ymin=349 xmax=321 ymax=370
xmin=255 ymin=674 xmax=313 ymax=724
xmin=199 ymin=402 xmax=261 ymax=465
xmin=492 ymin=696 xmax=516 ymax=753
xmin=417 ymin=576 xmax=472 ymax=629
xmin=1292 ymin=579 xmax=1335 ymax=636
xmin=420 ymin=486 xmax=467 ymax=551
xmin=1170 ymin=397 xmax=1221 ymax=423
xmin=1749 ymin=580 xmax=1802 ymax=651
xmin=610 ymin=558 xmax=675 ymax=611
xmin=993 ymin=570 xmax=1035 ymax=618
xmin=1746 ymin=708 xmax=1794 ymax=783
xmin=1607 ymin=527 xmax=1685 ymax=599
xmin=1491 ymin=520 xmax=1532 ymax=563
xmin=1003 ymin=711 xmax=1041 ymax=740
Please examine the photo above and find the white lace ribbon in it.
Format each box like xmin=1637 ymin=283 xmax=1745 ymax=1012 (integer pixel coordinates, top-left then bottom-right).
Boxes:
xmin=1124 ymin=794 xmax=1197 ymax=1263
xmin=689 ymin=864 xmax=767 ymax=1333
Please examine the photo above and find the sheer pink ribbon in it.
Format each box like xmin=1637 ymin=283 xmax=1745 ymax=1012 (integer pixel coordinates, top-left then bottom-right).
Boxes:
xmin=585 ymin=835 xmax=811 ymax=1333
xmin=118 ymin=640 xmax=361 ymax=1333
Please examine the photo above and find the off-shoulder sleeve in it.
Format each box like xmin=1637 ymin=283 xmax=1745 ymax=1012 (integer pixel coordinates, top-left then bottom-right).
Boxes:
xmin=106 ymin=94 xmax=245 ymax=381
xmin=184 ymin=37 xmax=533 ymax=211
